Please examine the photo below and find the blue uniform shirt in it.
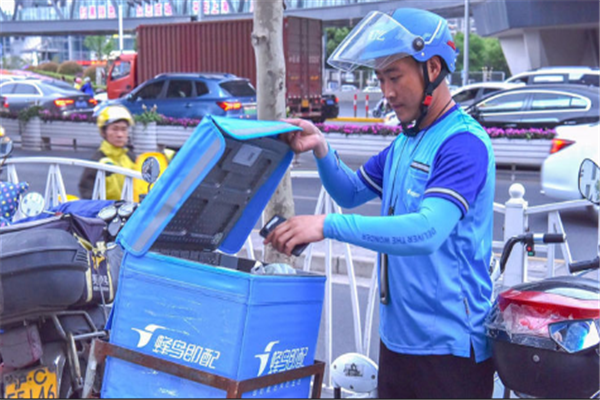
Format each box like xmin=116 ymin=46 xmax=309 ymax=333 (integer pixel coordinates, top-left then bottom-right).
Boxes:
xmin=328 ymin=105 xmax=495 ymax=362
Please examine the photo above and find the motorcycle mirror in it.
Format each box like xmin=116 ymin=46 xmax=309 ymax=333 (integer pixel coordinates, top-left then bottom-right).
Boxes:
xmin=0 ymin=136 xmax=14 ymax=159
xmin=549 ymin=319 xmax=600 ymax=353
xmin=578 ymin=158 xmax=600 ymax=205
xmin=19 ymin=192 xmax=46 ymax=218
xmin=117 ymin=202 xmax=137 ymax=218
xmin=107 ymin=216 xmax=122 ymax=237
xmin=97 ymin=204 xmax=118 ymax=221
xmin=141 ymin=156 xmax=160 ymax=185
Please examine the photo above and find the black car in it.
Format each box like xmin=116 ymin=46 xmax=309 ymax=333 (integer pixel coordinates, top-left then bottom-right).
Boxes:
xmin=0 ymin=79 xmax=97 ymax=116
xmin=320 ymin=93 xmax=339 ymax=122
xmin=466 ymin=84 xmax=600 ymax=129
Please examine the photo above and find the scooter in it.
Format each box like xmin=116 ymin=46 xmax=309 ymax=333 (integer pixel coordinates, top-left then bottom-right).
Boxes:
xmin=0 ymin=147 xmax=161 ymax=398
xmin=486 ymin=158 xmax=600 ymax=399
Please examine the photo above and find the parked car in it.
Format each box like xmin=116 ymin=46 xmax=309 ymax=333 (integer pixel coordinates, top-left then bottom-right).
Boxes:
xmin=466 ymin=84 xmax=599 ymax=129
xmin=452 ymin=82 xmax=524 ymax=108
xmin=0 ymin=74 xmax=28 ymax=85
xmin=340 ymin=84 xmax=358 ymax=92
xmin=0 ymin=79 xmax=97 ymax=116
xmin=448 ymin=84 xmax=460 ymax=94
xmin=372 ymin=98 xmax=391 ymax=119
xmin=320 ymin=93 xmax=339 ymax=121
xmin=363 ymin=85 xmax=382 ymax=93
xmin=505 ymin=66 xmax=599 ymax=87
xmin=102 ymin=73 xmax=257 ymax=120
xmin=382 ymin=109 xmax=399 ymax=126
xmin=541 ymin=122 xmax=600 ymax=218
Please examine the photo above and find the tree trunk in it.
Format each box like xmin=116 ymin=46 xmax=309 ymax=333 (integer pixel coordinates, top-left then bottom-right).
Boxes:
xmin=252 ymin=1 xmax=295 ymax=264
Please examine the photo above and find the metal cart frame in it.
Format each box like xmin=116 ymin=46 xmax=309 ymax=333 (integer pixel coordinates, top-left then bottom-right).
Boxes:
xmin=82 ymin=339 xmax=325 ymax=399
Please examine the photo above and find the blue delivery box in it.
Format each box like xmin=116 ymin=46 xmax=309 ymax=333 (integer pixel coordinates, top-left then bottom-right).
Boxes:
xmin=101 ymin=116 xmax=326 ymax=398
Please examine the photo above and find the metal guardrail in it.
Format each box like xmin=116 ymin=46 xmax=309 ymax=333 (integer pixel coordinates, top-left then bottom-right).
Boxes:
xmin=4 ymin=157 xmax=141 ymax=209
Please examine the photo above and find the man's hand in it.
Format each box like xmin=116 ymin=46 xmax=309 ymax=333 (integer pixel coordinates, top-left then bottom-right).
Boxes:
xmin=281 ymin=118 xmax=329 ymax=159
xmin=263 ymin=214 xmax=326 ymax=257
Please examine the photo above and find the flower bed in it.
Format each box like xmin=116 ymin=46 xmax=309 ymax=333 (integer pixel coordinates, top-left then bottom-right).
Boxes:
xmin=3 ymin=105 xmax=556 ymax=141
xmin=316 ymin=123 xmax=556 ymax=140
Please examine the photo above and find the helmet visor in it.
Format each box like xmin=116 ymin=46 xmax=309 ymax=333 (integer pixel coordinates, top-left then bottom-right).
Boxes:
xmin=327 ymin=11 xmax=420 ymax=72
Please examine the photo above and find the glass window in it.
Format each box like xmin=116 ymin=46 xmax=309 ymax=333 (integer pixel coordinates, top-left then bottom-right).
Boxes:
xmin=166 ymin=80 xmax=193 ymax=98
xmin=453 ymin=88 xmax=479 ymax=103
xmin=195 ymin=81 xmax=209 ymax=96
xmin=478 ymin=93 xmax=528 ymax=112
xmin=482 ymin=88 xmax=502 ymax=96
xmin=14 ymin=84 xmax=40 ymax=95
xmin=530 ymin=92 xmax=570 ymax=110
xmin=219 ymin=80 xmax=256 ymax=97
xmin=570 ymin=97 xmax=589 ymax=109
xmin=508 ymin=76 xmax=528 ymax=85
xmin=111 ymin=61 xmax=131 ymax=80
xmin=570 ymin=74 xmax=600 ymax=87
xmin=0 ymin=83 xmax=17 ymax=95
xmin=134 ymin=81 xmax=164 ymax=100
xmin=531 ymin=92 xmax=589 ymax=110
xmin=531 ymin=74 xmax=566 ymax=84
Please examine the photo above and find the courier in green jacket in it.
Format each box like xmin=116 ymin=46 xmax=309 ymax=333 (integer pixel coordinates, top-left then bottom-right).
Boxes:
xmin=79 ymin=105 xmax=137 ymax=200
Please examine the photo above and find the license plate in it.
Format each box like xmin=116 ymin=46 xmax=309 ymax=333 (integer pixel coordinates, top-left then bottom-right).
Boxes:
xmin=326 ymin=100 xmax=334 ymax=105
xmin=75 ymin=101 xmax=87 ymax=108
xmin=301 ymin=99 xmax=309 ymax=108
xmin=3 ymin=366 xmax=58 ymax=399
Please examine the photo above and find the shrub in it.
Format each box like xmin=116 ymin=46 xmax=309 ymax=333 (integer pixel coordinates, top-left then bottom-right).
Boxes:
xmin=83 ymin=65 xmax=102 ymax=82
xmin=17 ymin=105 xmax=43 ymax=123
xmin=37 ymin=62 xmax=59 ymax=73
xmin=57 ymin=61 xmax=83 ymax=76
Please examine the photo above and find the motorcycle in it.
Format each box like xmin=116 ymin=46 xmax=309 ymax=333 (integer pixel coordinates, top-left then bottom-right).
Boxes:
xmin=0 ymin=143 xmax=161 ymax=398
xmin=486 ymin=158 xmax=600 ymax=399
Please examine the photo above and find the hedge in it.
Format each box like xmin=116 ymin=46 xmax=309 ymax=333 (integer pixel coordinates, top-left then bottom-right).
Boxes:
xmin=37 ymin=62 xmax=59 ymax=73
xmin=57 ymin=61 xmax=83 ymax=76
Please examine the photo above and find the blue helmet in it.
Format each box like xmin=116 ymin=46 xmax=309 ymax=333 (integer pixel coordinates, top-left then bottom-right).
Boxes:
xmin=328 ymin=8 xmax=458 ymax=73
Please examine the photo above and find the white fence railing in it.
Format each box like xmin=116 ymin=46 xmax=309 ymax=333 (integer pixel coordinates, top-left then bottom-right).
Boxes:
xmin=5 ymin=157 xmax=142 ymax=210
xmin=3 ymin=157 xmax=597 ymax=387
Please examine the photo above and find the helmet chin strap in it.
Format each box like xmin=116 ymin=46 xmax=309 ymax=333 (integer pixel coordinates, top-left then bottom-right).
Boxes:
xmin=401 ymin=62 xmax=449 ymax=137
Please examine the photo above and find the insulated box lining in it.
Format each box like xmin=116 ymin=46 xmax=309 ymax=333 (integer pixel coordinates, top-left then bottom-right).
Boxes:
xmin=150 ymin=136 xmax=289 ymax=253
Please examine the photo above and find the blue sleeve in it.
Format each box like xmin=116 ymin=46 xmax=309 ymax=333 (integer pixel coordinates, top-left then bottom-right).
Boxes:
xmin=323 ymin=196 xmax=461 ymax=255
xmin=356 ymin=143 xmax=392 ymax=198
xmin=316 ymin=145 xmax=377 ymax=209
xmin=423 ymin=132 xmax=489 ymax=218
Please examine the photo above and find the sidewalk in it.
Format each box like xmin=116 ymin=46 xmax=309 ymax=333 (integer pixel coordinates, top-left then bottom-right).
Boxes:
xmin=241 ymin=229 xmax=569 ymax=281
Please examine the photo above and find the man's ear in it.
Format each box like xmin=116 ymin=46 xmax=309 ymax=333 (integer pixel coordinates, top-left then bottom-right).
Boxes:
xmin=426 ymin=56 xmax=443 ymax=82
xmin=99 ymin=128 xmax=107 ymax=139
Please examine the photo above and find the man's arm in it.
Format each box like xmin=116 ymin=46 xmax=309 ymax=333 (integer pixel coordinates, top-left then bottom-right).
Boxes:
xmin=316 ymin=145 xmax=380 ymax=208
xmin=325 ymin=132 xmax=490 ymax=255
xmin=265 ymin=133 xmax=490 ymax=257
xmin=324 ymin=196 xmax=461 ymax=255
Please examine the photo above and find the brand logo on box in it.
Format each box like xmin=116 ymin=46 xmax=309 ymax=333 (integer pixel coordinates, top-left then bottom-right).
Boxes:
xmin=254 ymin=340 xmax=309 ymax=377
xmin=131 ymin=324 xmax=221 ymax=369
xmin=132 ymin=324 xmax=167 ymax=348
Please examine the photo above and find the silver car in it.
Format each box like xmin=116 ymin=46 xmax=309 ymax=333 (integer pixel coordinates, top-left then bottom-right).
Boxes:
xmin=0 ymin=80 xmax=97 ymax=117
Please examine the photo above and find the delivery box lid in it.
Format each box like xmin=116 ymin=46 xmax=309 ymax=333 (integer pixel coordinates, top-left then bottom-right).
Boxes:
xmin=117 ymin=116 xmax=298 ymax=256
